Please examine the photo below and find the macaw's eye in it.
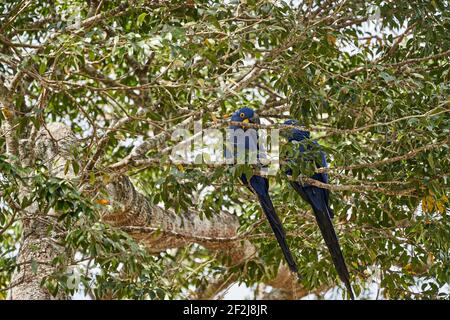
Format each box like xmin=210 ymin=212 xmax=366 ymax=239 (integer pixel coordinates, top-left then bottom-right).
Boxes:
xmin=240 ymin=112 xmax=245 ymax=118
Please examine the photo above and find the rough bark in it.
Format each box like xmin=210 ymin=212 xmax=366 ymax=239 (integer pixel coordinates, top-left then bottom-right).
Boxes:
xmin=104 ymin=175 xmax=315 ymax=299
xmin=104 ymin=175 xmax=255 ymax=256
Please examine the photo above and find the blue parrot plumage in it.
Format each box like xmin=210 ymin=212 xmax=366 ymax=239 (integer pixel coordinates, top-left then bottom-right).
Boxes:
xmin=227 ymin=108 xmax=299 ymax=275
xmin=283 ymin=119 xmax=354 ymax=299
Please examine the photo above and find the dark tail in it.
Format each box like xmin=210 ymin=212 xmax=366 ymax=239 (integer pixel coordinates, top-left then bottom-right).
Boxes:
xmin=312 ymin=207 xmax=355 ymax=300
xmin=256 ymin=192 xmax=299 ymax=276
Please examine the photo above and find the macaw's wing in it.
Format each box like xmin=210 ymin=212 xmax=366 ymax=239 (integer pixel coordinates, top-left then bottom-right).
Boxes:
xmin=289 ymin=181 xmax=354 ymax=300
xmin=249 ymin=175 xmax=299 ymax=276
xmin=227 ymin=128 xmax=261 ymax=164
xmin=294 ymin=142 xmax=334 ymax=219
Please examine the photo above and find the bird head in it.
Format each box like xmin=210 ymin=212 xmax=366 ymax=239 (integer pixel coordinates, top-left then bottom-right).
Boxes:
xmin=229 ymin=107 xmax=260 ymax=129
xmin=283 ymin=119 xmax=310 ymax=141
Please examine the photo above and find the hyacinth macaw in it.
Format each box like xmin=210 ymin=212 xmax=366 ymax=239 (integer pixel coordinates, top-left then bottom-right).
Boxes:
xmin=283 ymin=119 xmax=354 ymax=299
xmin=227 ymin=108 xmax=299 ymax=275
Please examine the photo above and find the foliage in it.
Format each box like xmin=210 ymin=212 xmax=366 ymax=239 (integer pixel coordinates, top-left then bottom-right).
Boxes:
xmin=0 ymin=157 xmax=171 ymax=299
xmin=0 ymin=0 xmax=449 ymax=299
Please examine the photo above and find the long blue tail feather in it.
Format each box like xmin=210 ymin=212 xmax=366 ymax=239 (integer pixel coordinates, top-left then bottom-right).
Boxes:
xmin=249 ymin=176 xmax=299 ymax=276
xmin=290 ymin=181 xmax=354 ymax=299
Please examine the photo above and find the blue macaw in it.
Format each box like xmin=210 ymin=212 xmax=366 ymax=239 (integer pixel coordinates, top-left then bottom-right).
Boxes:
xmin=283 ymin=119 xmax=354 ymax=299
xmin=227 ymin=108 xmax=299 ymax=275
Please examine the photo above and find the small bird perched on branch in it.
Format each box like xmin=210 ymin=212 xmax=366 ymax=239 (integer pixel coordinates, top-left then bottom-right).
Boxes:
xmin=226 ymin=107 xmax=300 ymax=276
xmin=282 ymin=119 xmax=355 ymax=299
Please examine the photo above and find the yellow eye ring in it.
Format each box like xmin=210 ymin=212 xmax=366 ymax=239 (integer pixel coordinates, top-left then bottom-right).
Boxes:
xmin=239 ymin=112 xmax=245 ymax=118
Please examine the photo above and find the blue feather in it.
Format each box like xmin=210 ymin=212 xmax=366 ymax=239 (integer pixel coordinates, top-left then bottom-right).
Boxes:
xmin=227 ymin=109 xmax=300 ymax=275
xmin=284 ymin=119 xmax=354 ymax=299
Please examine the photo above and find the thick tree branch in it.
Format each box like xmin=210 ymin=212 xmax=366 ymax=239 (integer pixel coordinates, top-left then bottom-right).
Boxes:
xmin=104 ymin=175 xmax=255 ymax=256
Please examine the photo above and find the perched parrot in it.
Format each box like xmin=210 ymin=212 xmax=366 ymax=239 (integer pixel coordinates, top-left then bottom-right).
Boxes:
xmin=283 ymin=119 xmax=355 ymax=299
xmin=227 ymin=107 xmax=299 ymax=275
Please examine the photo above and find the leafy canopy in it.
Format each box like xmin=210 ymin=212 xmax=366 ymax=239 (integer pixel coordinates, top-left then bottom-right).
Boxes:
xmin=0 ymin=0 xmax=449 ymax=299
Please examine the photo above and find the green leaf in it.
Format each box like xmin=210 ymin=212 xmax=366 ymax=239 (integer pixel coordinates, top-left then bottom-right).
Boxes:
xmin=136 ymin=12 xmax=147 ymax=27
xmin=72 ymin=161 xmax=80 ymax=175
xmin=31 ymin=259 xmax=38 ymax=274
xmin=39 ymin=61 xmax=47 ymax=75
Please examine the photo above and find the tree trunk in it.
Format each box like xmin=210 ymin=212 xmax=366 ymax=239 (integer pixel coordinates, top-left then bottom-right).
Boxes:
xmin=8 ymin=123 xmax=76 ymax=299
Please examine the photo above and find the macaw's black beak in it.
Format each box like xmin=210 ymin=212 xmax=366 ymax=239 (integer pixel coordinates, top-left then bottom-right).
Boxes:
xmin=250 ymin=112 xmax=260 ymax=124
